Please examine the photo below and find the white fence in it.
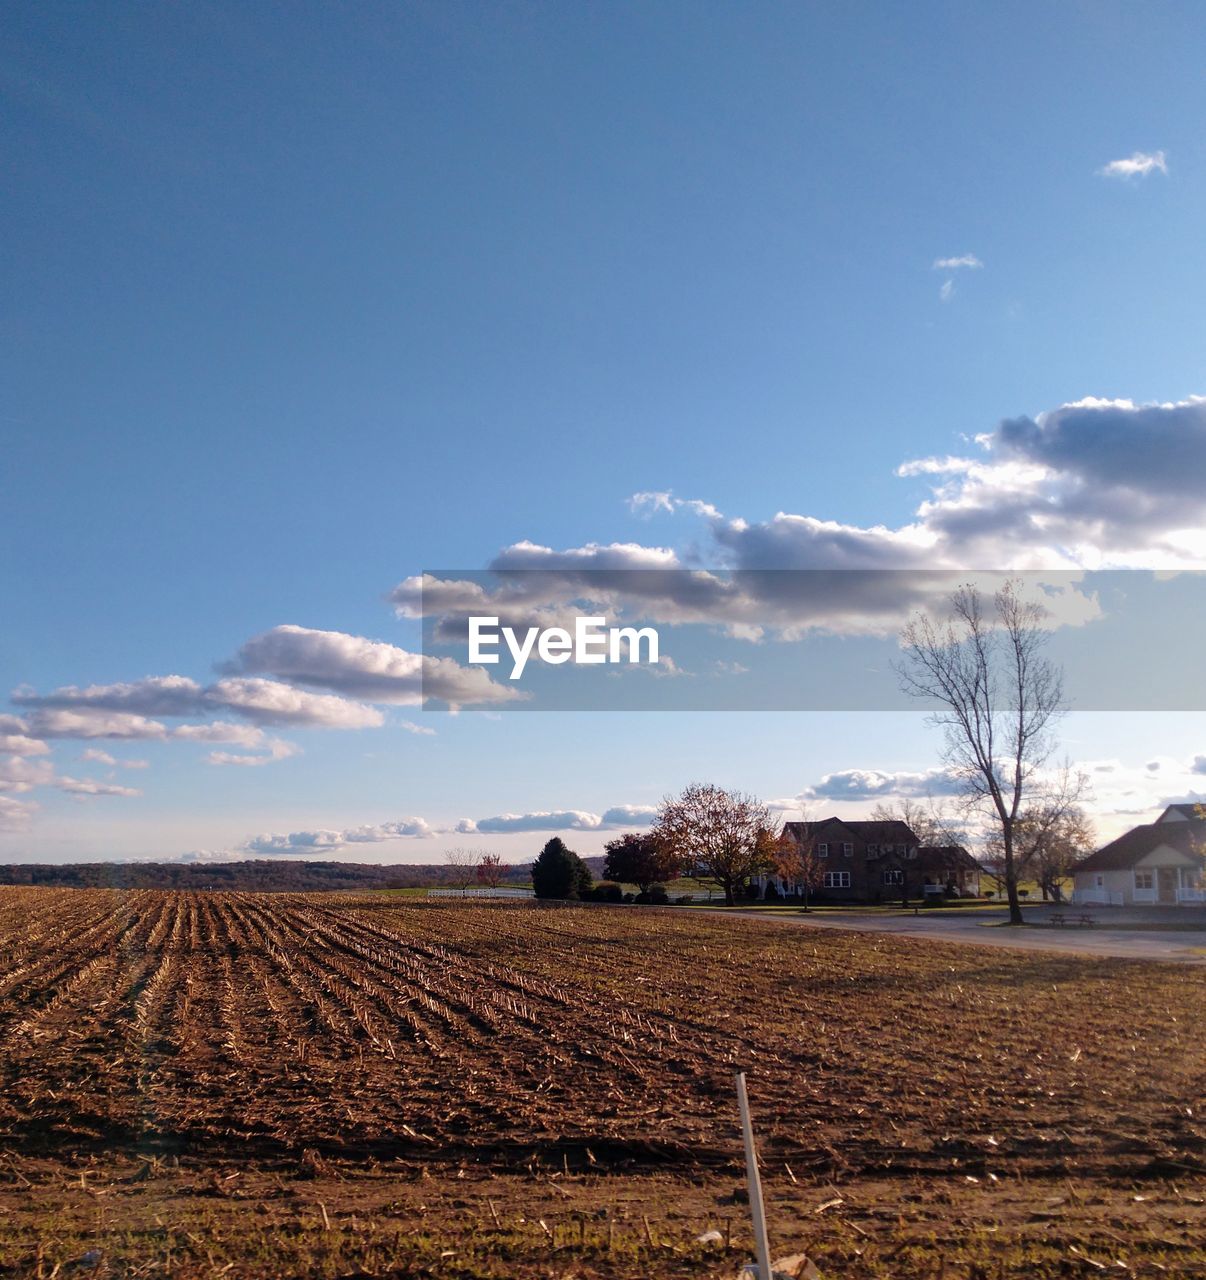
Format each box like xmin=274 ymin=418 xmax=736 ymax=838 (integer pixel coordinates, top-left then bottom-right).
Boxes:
xmin=1178 ymin=887 xmax=1206 ymax=903
xmin=427 ymin=887 xmax=534 ymax=899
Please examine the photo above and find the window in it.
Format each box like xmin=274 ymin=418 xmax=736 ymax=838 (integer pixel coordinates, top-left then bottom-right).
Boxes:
xmin=883 ymin=869 xmax=904 ymax=886
xmin=818 ymin=842 xmax=829 ymax=857
xmin=1094 ymin=875 xmax=1104 ymax=888
xmin=1134 ymin=871 xmax=1154 ymax=890
xmin=842 ymin=842 xmax=853 ymax=857
xmin=883 ymin=843 xmax=894 ymax=855
xmin=823 ymin=871 xmax=851 ymax=889
xmin=867 ymin=843 xmax=879 ymax=856
xmin=905 ymin=846 xmax=917 ymax=860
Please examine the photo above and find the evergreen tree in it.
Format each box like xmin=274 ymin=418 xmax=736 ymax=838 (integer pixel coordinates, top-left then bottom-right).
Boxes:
xmin=531 ymin=837 xmax=592 ymax=900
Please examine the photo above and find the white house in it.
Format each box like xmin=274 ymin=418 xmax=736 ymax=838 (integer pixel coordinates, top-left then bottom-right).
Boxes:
xmin=1073 ymin=808 xmax=1205 ymax=906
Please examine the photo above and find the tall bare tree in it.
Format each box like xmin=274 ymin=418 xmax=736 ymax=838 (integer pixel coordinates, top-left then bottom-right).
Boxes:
xmin=985 ymin=796 xmax=1093 ymax=903
xmin=896 ymin=580 xmax=1070 ymax=925
xmin=443 ymin=846 xmax=478 ymax=893
xmin=653 ymin=783 xmax=779 ymax=905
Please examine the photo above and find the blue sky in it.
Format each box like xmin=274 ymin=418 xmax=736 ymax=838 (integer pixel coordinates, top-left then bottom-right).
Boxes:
xmin=5 ymin=2 xmax=1206 ymax=861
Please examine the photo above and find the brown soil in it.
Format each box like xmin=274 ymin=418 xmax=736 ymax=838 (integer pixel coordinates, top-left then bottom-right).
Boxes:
xmin=0 ymin=888 xmax=1201 ymax=1278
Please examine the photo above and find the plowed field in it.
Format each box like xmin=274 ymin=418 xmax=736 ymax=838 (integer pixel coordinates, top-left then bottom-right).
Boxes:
xmin=0 ymin=888 xmax=1202 ymax=1278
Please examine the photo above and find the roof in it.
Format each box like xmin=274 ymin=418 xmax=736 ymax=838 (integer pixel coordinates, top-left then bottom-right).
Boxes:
xmin=917 ymin=845 xmax=980 ymax=873
xmin=783 ymin=818 xmax=920 ymax=846
xmin=1157 ymin=803 xmax=1203 ymax=823
xmin=1075 ymin=821 xmax=1206 ymax=873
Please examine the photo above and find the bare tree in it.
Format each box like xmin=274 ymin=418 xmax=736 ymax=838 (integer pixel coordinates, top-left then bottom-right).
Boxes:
xmin=475 ymin=852 xmax=505 ymax=889
xmin=443 ymin=847 xmax=478 ymax=894
xmin=653 ymin=783 xmax=779 ymax=906
xmin=986 ymin=795 xmax=1093 ymax=903
xmin=868 ymin=796 xmax=964 ymax=848
xmin=896 ymin=580 xmax=1070 ymax=925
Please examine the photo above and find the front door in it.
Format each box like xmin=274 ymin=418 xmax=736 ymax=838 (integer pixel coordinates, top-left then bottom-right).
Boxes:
xmin=1157 ymin=867 xmax=1177 ymax=904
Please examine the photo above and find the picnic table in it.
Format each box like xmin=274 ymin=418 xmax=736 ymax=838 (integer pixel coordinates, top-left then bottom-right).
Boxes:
xmin=1050 ymin=911 xmax=1095 ymax=927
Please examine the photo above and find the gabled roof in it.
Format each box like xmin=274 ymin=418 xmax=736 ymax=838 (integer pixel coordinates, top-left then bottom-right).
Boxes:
xmin=1075 ymin=821 xmax=1206 ymax=873
xmin=917 ymin=845 xmax=980 ymax=873
xmin=783 ymin=818 xmax=919 ymax=846
xmin=1157 ymin=803 xmax=1203 ymax=823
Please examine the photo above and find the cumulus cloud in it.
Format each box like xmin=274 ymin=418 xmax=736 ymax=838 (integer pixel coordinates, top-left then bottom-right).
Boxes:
xmin=15 ymin=669 xmax=387 ymax=731
xmin=463 ymin=806 xmax=656 ymax=834
xmin=1098 ymin=150 xmax=1167 ymax=179
xmin=225 ymin=625 xmax=521 ymax=709
xmin=205 ymin=677 xmax=383 ymax=728
xmin=801 ymin=767 xmax=963 ymax=800
xmin=243 ymin=817 xmax=433 ymax=855
xmin=0 ymin=755 xmax=140 ymax=802
xmin=599 ymin=804 xmax=658 ymax=826
xmin=0 ymin=757 xmax=55 ymax=793
xmin=22 ymin=709 xmax=171 ymax=740
xmin=0 ymin=733 xmax=50 ymax=756
xmin=12 ymin=675 xmax=204 ymax=716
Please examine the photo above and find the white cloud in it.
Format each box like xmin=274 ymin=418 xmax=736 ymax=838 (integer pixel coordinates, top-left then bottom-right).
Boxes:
xmin=0 ymin=757 xmax=55 ymax=793
xmin=1098 ymin=150 xmax=1167 ymax=179
xmin=801 ymin=767 xmax=962 ymax=801
xmin=0 ymin=733 xmax=50 ymax=756
xmin=204 ymin=677 xmax=384 ymax=728
xmin=939 ymin=279 xmax=955 ymax=303
xmin=206 ymin=738 xmax=300 ymax=768
xmin=12 ymin=675 xmax=204 ymax=716
xmin=0 ymin=795 xmax=36 ymax=828
xmin=23 ymin=709 xmax=170 ymax=740
xmin=465 ymin=805 xmax=656 ymax=835
xmin=225 ymin=624 xmax=521 ymax=709
xmin=56 ymin=775 xmax=142 ymax=797
xmin=399 ymin=720 xmax=437 ymax=736
xmin=243 ymin=817 xmax=433 ymax=855
xmin=932 ymin=254 xmax=983 ymax=270
xmin=628 ymin=490 xmax=676 ymax=516
xmin=172 ymin=722 xmax=265 ymax=746
xmin=80 ymin=748 xmax=146 ymax=768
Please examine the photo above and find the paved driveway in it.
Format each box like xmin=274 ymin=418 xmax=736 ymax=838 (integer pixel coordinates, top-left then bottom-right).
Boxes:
xmin=734 ymin=904 xmax=1206 ymax=964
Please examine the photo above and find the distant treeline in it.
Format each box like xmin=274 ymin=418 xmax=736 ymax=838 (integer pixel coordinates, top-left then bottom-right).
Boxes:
xmin=0 ymin=857 xmax=602 ymax=892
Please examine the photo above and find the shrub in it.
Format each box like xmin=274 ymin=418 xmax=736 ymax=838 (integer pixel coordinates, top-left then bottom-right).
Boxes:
xmin=763 ymin=882 xmax=781 ymax=901
xmin=589 ymin=881 xmax=624 ymax=903
xmin=647 ymin=883 xmax=669 ymax=905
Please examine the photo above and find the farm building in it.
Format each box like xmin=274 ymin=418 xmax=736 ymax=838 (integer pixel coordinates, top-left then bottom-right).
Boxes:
xmin=1072 ymin=806 xmax=1205 ymax=906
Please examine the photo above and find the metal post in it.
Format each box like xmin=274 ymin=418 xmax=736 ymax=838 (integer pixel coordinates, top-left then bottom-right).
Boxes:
xmin=735 ymin=1071 xmax=773 ymax=1280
